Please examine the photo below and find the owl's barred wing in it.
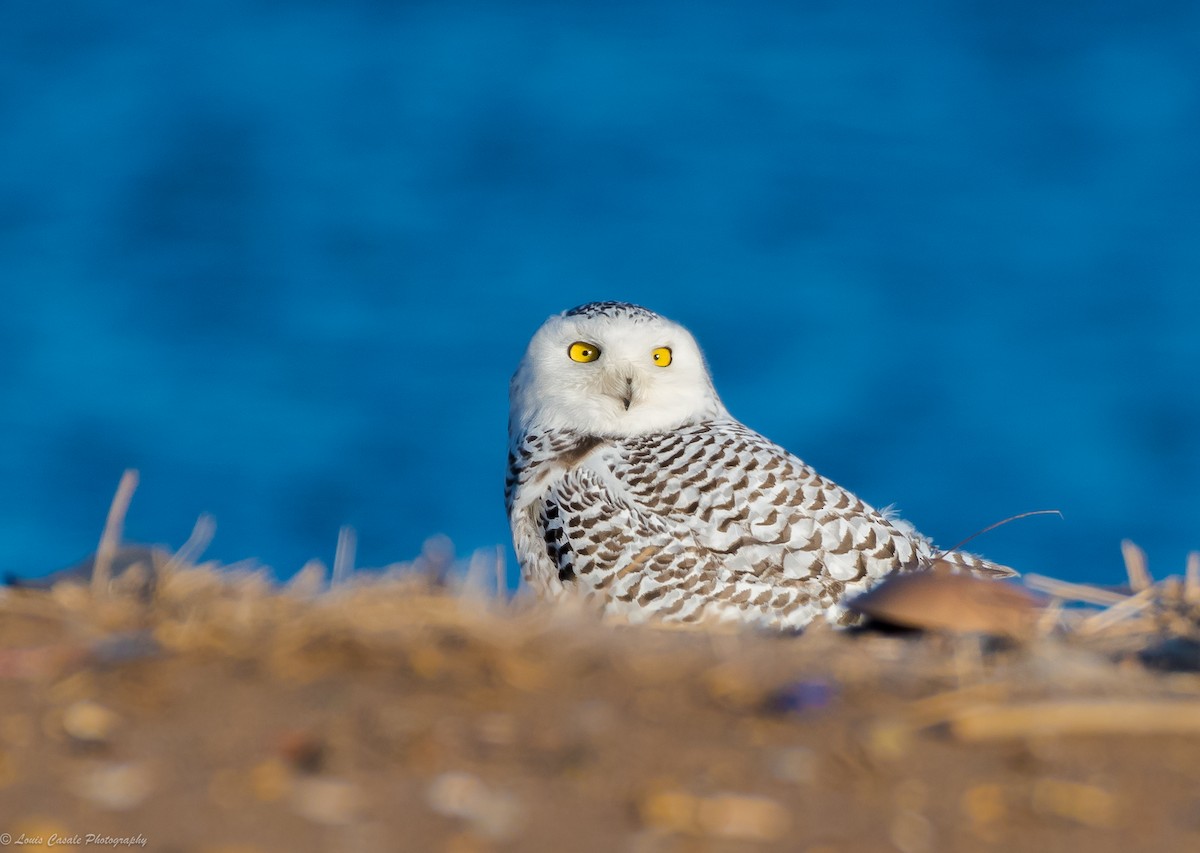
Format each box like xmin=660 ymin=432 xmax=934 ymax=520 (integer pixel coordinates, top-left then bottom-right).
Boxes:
xmin=509 ymin=419 xmax=1012 ymax=629
xmin=611 ymin=420 xmax=928 ymax=585
xmin=931 ymin=548 xmax=1018 ymax=578
xmin=535 ymin=462 xmax=843 ymax=628
xmin=521 ymin=419 xmax=917 ymax=628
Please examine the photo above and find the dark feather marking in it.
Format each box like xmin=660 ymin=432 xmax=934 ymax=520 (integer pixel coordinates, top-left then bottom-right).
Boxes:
xmin=828 ymin=528 xmax=853 ymax=554
xmin=716 ymin=506 xmax=750 ymax=533
xmin=798 ymin=528 xmax=824 ymax=552
xmin=710 ymin=522 xmax=793 ymax=556
xmin=559 ymin=435 xmax=606 ymax=467
xmin=657 ymin=595 xmax=687 ymax=616
xmin=638 ymin=585 xmax=668 ymax=605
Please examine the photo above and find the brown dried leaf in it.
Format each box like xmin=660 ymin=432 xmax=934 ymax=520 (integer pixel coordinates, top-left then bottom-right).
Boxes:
xmin=848 ymin=571 xmax=1039 ymax=637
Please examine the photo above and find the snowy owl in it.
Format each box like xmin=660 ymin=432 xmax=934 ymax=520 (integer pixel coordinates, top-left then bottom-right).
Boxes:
xmin=505 ymin=301 xmax=1015 ymax=629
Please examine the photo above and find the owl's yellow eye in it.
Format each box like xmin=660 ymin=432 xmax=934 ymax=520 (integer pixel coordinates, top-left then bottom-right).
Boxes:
xmin=568 ymin=341 xmax=601 ymax=363
xmin=651 ymin=346 xmax=673 ymax=367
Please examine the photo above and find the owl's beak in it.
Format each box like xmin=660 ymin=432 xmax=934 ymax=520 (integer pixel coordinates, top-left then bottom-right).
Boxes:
xmin=601 ymin=370 xmax=636 ymax=411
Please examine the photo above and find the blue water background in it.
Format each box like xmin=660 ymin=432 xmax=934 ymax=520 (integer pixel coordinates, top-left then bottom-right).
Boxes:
xmin=3 ymin=1 xmax=1198 ymax=585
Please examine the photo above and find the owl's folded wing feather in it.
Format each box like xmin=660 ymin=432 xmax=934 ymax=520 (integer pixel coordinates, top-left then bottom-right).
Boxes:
xmin=514 ymin=418 xmax=1012 ymax=629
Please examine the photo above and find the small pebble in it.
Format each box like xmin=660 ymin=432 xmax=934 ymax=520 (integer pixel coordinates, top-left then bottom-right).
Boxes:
xmin=573 ymin=699 xmax=615 ymax=739
xmin=893 ymin=778 xmax=929 ymax=813
xmin=696 ymin=794 xmax=790 ymax=842
xmin=291 ymin=777 xmax=361 ymax=826
xmin=250 ymin=758 xmax=291 ymax=802
xmin=863 ymin=720 xmax=912 ymax=762
xmin=277 ymin=728 xmax=326 ymax=773
xmin=640 ymin=788 xmax=789 ymax=841
xmin=639 ymin=789 xmax=698 ymax=833
xmin=475 ymin=712 xmax=517 ymax=748
xmin=497 ymin=655 xmax=548 ymax=691
xmin=1031 ymin=778 xmax=1117 ymax=829
xmin=765 ymin=680 xmax=835 ymax=715
xmin=428 ymin=771 xmax=522 ymax=841
xmin=890 ymin=809 xmax=933 ymax=853
xmin=47 ymin=671 xmax=97 ymax=705
xmin=768 ymin=747 xmax=817 ymax=786
xmin=961 ymin=784 xmax=1006 ymax=826
xmin=61 ymin=700 xmax=120 ymax=745
xmin=703 ymin=664 xmax=762 ymax=709
xmin=73 ymin=761 xmax=152 ymax=810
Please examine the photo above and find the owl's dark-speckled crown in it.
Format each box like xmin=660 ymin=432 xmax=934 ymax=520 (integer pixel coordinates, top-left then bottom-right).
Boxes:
xmin=563 ymin=301 xmax=660 ymax=322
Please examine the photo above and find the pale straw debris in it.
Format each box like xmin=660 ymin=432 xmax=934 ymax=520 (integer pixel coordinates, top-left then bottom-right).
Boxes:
xmin=92 ymin=469 xmax=139 ymax=598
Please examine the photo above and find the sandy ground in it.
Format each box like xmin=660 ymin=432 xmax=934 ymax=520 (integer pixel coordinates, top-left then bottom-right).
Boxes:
xmin=1 ymin=557 xmax=1200 ymax=853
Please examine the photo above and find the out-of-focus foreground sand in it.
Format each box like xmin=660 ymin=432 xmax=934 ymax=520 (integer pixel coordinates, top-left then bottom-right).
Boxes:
xmin=1 ymin=551 xmax=1200 ymax=853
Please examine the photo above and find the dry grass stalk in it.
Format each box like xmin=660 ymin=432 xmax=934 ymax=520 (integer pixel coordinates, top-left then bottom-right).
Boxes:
xmin=1121 ymin=539 xmax=1152 ymax=592
xmin=1186 ymin=552 xmax=1200 ymax=605
xmin=950 ymin=699 xmax=1200 ymax=741
xmin=166 ymin=513 xmax=216 ymax=575
xmin=333 ymin=526 xmax=356 ymax=586
xmin=92 ymin=470 xmax=139 ymax=598
xmin=1035 ymin=597 xmax=1064 ymax=637
xmin=1077 ymin=587 xmax=1157 ymax=636
xmin=1106 ymin=616 xmax=1160 ymax=637
xmin=934 ymin=509 xmax=1062 ymax=562
xmin=1023 ymin=574 xmax=1127 ymax=607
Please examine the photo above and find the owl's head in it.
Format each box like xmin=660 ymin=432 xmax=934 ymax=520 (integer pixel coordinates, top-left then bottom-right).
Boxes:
xmin=510 ymin=302 xmax=728 ymax=439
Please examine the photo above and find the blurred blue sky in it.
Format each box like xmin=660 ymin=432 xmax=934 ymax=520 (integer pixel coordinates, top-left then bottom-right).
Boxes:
xmin=2 ymin=1 xmax=1197 ymax=585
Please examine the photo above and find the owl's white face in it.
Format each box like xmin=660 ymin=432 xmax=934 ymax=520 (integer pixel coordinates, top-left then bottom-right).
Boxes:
xmin=510 ymin=302 xmax=728 ymax=439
